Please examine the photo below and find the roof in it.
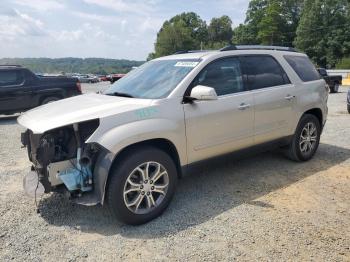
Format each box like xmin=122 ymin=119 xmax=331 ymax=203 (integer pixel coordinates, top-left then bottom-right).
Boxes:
xmin=155 ymin=51 xmax=218 ymax=60
xmin=156 ymin=47 xmax=306 ymax=61
xmin=0 ymin=65 xmax=23 ymax=69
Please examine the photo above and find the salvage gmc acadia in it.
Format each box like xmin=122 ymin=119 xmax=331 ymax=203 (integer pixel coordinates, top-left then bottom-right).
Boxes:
xmin=18 ymin=45 xmax=328 ymax=225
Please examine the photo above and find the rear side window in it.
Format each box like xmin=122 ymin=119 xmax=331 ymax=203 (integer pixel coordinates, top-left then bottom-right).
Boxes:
xmin=0 ymin=70 xmax=24 ymax=86
xmin=240 ymin=55 xmax=290 ymax=90
xmin=284 ymin=56 xmax=321 ymax=82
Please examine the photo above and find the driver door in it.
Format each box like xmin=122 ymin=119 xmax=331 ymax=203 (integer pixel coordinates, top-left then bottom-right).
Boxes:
xmin=183 ymin=57 xmax=254 ymax=163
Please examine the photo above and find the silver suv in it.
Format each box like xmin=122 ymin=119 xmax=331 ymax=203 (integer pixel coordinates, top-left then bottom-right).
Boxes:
xmin=19 ymin=45 xmax=328 ymax=225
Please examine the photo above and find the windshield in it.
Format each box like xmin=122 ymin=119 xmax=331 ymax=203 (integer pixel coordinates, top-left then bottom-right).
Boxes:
xmin=104 ymin=59 xmax=200 ymax=99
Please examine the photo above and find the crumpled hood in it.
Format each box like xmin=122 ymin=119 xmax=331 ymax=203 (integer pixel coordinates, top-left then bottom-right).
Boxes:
xmin=18 ymin=93 xmax=153 ymax=134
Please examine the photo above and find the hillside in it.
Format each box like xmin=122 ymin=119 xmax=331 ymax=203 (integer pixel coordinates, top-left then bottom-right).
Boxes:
xmin=0 ymin=58 xmax=144 ymax=74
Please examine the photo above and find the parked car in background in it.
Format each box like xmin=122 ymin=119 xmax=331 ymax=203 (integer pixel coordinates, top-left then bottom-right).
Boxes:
xmin=317 ymin=68 xmax=342 ymax=93
xmin=110 ymin=73 xmax=126 ymax=83
xmin=98 ymin=75 xmax=109 ymax=81
xmin=77 ymin=74 xmax=99 ymax=83
xmin=0 ymin=65 xmax=81 ymax=115
xmin=18 ymin=45 xmax=328 ymax=225
xmin=347 ymin=89 xmax=350 ymax=113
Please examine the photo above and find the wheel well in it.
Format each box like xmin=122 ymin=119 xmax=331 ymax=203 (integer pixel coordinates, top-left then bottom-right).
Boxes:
xmin=39 ymin=95 xmax=62 ymax=105
xmin=304 ymin=108 xmax=323 ymax=126
xmin=110 ymin=139 xmax=182 ymax=178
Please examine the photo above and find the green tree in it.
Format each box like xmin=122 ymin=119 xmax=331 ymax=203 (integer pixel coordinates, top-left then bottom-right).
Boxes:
xmin=295 ymin=0 xmax=350 ymax=68
xmin=151 ymin=12 xmax=207 ymax=58
xmin=170 ymin=12 xmax=208 ymax=45
xmin=207 ymin=16 xmax=233 ymax=48
xmin=281 ymin=0 xmax=304 ymax=45
xmin=257 ymin=1 xmax=285 ymax=45
xmin=233 ymin=24 xmax=258 ymax=45
xmin=336 ymin=57 xmax=350 ymax=69
xmin=154 ymin=20 xmax=196 ymax=57
xmin=235 ymin=0 xmax=268 ymax=44
xmin=233 ymin=0 xmax=303 ymax=46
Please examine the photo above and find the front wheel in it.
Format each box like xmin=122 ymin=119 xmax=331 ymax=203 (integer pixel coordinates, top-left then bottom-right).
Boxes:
xmin=285 ymin=114 xmax=321 ymax=162
xmin=107 ymin=147 xmax=178 ymax=225
xmin=347 ymin=104 xmax=350 ymax=114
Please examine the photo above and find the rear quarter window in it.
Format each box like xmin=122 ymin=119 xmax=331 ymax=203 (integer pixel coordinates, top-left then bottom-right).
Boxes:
xmin=0 ymin=70 xmax=24 ymax=86
xmin=284 ymin=55 xmax=321 ymax=82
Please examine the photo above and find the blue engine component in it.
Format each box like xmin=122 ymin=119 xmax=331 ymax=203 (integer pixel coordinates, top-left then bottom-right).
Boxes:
xmin=58 ymin=148 xmax=93 ymax=192
xmin=59 ymin=166 xmax=92 ymax=192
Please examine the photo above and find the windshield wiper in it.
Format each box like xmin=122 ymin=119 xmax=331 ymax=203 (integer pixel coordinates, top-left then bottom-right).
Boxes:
xmin=107 ymin=92 xmax=134 ymax=98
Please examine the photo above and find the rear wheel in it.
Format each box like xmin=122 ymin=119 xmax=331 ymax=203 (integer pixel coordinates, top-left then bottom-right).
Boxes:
xmin=285 ymin=114 xmax=321 ymax=162
xmin=334 ymin=83 xmax=340 ymax=93
xmin=107 ymin=146 xmax=178 ymax=225
xmin=330 ymin=83 xmax=340 ymax=93
xmin=347 ymin=104 xmax=350 ymax=114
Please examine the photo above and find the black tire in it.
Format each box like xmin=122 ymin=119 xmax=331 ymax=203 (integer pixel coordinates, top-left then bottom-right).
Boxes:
xmin=41 ymin=97 xmax=59 ymax=105
xmin=107 ymin=146 xmax=178 ymax=225
xmin=329 ymin=83 xmax=340 ymax=93
xmin=347 ymin=104 xmax=350 ymax=114
xmin=285 ymin=114 xmax=321 ymax=162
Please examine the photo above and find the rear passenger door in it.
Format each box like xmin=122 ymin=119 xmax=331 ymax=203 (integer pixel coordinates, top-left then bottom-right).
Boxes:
xmin=0 ymin=70 xmax=32 ymax=113
xmin=240 ymin=55 xmax=296 ymax=144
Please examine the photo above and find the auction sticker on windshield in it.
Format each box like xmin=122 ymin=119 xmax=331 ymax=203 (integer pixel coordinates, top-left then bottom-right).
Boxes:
xmin=175 ymin=61 xmax=199 ymax=67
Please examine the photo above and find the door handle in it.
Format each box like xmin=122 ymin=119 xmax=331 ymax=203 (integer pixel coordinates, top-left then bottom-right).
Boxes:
xmin=238 ymin=103 xmax=250 ymax=110
xmin=285 ymin=95 xmax=295 ymax=101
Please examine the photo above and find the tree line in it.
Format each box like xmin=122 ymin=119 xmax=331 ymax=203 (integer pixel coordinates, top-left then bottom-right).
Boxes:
xmin=148 ymin=0 xmax=350 ymax=69
xmin=0 ymin=58 xmax=144 ymax=75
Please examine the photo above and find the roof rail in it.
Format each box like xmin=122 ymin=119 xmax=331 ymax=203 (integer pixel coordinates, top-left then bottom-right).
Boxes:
xmin=173 ymin=50 xmax=212 ymax=55
xmin=0 ymin=64 xmax=23 ymax=68
xmin=220 ymin=45 xmax=237 ymax=51
xmin=221 ymin=45 xmax=296 ymax=52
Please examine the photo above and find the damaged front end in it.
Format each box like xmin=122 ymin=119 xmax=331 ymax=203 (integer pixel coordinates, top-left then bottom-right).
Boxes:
xmin=21 ymin=119 xmax=100 ymax=200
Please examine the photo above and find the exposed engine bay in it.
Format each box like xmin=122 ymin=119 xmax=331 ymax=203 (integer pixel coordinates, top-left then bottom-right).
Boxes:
xmin=21 ymin=120 xmax=100 ymax=198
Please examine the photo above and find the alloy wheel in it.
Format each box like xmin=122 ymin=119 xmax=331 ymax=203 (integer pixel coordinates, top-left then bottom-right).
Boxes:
xmin=123 ymin=161 xmax=169 ymax=214
xmin=299 ymin=122 xmax=317 ymax=155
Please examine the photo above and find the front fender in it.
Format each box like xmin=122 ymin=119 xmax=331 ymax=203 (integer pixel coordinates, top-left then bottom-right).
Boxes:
xmin=83 ymin=118 xmax=186 ymax=205
xmin=87 ymin=118 xmax=187 ymax=166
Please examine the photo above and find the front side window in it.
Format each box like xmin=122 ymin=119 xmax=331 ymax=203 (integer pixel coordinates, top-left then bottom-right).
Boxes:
xmin=104 ymin=59 xmax=200 ymax=99
xmin=284 ymin=55 xmax=321 ymax=82
xmin=192 ymin=57 xmax=244 ymax=96
xmin=241 ymin=55 xmax=290 ymax=90
xmin=0 ymin=70 xmax=24 ymax=86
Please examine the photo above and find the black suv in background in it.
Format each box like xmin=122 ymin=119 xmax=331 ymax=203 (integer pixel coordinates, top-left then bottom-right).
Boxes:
xmin=0 ymin=65 xmax=82 ymax=115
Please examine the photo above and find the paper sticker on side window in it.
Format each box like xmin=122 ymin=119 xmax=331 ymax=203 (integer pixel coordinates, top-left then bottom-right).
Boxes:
xmin=175 ymin=61 xmax=199 ymax=67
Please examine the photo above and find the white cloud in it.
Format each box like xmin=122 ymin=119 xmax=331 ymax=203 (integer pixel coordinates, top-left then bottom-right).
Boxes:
xmin=82 ymin=0 xmax=154 ymax=15
xmin=139 ymin=17 xmax=163 ymax=33
xmin=53 ymin=23 xmax=118 ymax=42
xmin=0 ymin=0 xmax=250 ymax=60
xmin=0 ymin=9 xmax=46 ymax=41
xmin=13 ymin=0 xmax=65 ymax=11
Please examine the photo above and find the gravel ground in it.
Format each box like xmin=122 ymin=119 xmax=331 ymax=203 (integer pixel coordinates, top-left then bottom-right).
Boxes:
xmin=0 ymin=85 xmax=349 ymax=261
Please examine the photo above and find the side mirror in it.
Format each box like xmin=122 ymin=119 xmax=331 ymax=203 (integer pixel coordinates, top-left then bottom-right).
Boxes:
xmin=189 ymin=85 xmax=218 ymax=101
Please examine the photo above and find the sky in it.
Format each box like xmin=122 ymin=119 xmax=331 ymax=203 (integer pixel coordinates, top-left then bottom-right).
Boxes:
xmin=0 ymin=0 xmax=250 ymax=60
